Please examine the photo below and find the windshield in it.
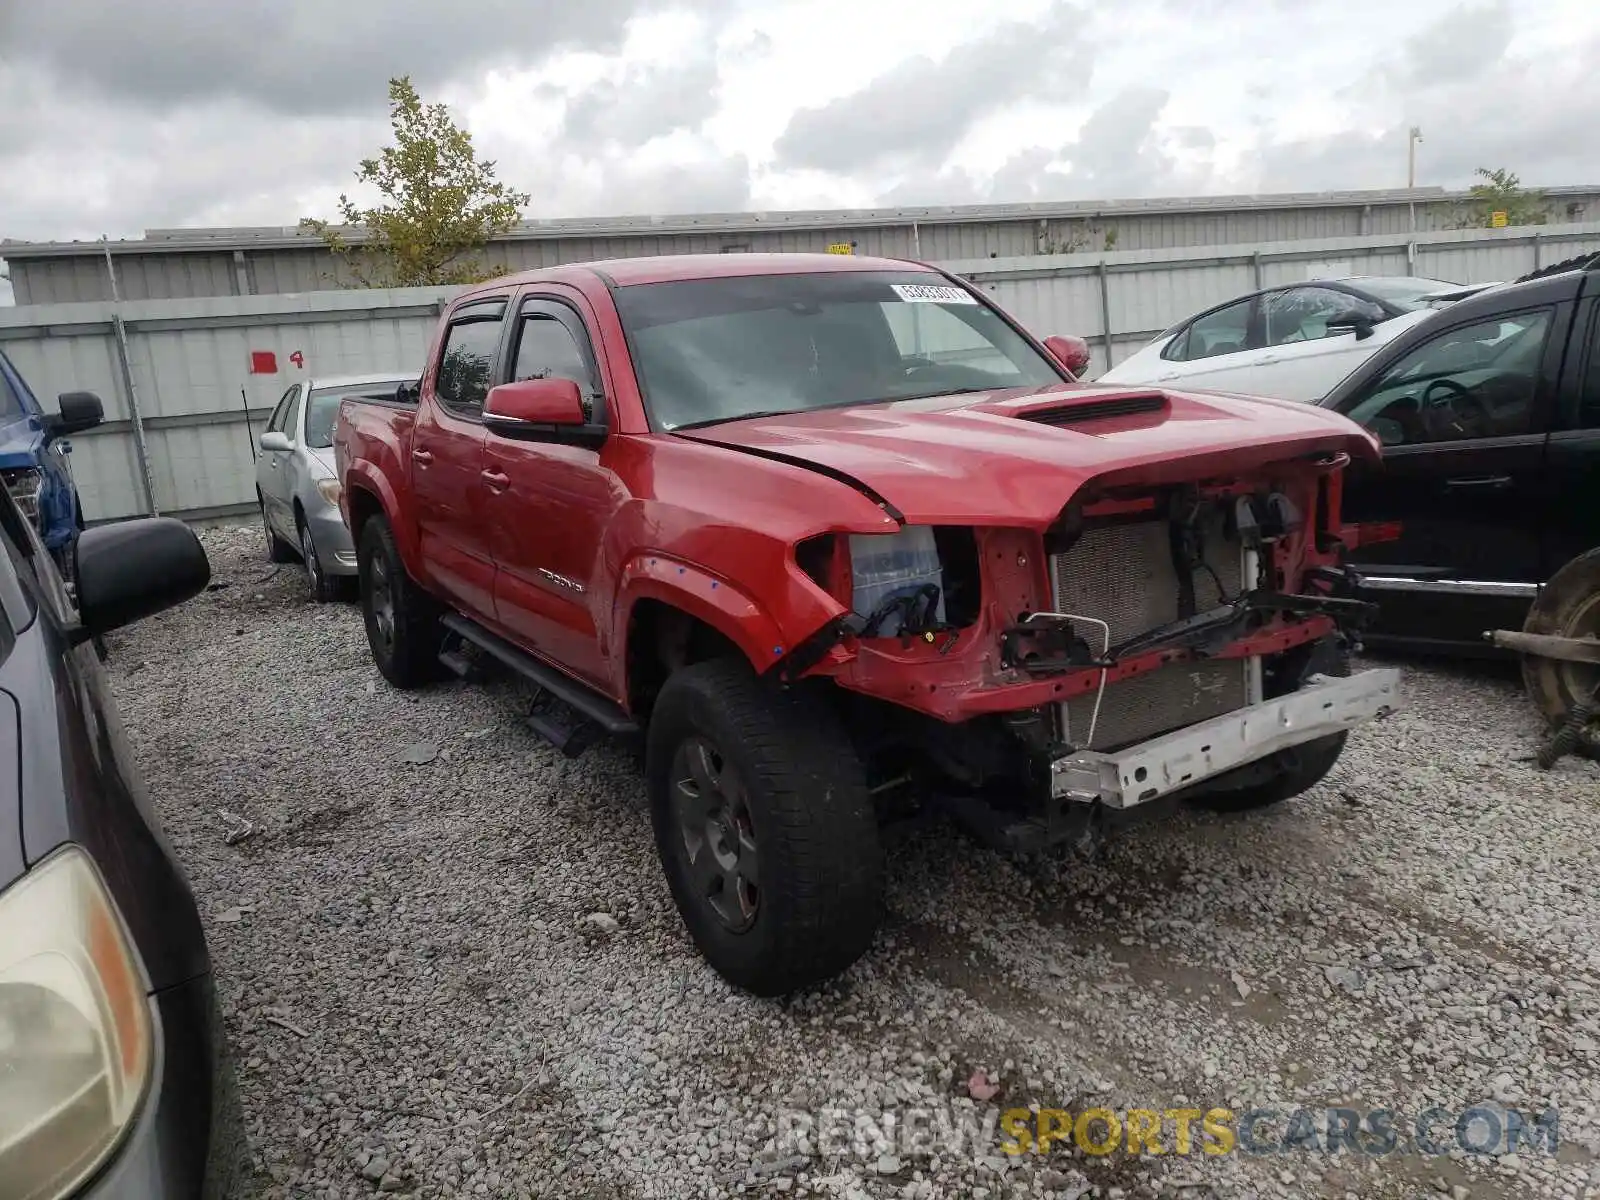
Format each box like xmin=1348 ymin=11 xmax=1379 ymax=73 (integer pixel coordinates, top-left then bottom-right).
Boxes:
xmin=304 ymin=382 xmax=410 ymax=449
xmin=612 ymin=271 xmax=1064 ymax=430
xmin=0 ymin=352 xmax=32 ymax=421
xmin=1354 ymin=277 xmax=1462 ymax=311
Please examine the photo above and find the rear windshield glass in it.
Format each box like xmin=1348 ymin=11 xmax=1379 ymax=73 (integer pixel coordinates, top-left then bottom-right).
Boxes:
xmin=612 ymin=271 xmax=1063 ymax=430
xmin=1356 ymin=277 xmax=1462 ymax=311
xmin=304 ymin=382 xmax=410 ymax=449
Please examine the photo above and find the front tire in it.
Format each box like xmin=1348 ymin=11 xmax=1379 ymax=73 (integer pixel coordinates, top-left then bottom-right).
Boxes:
xmin=357 ymin=515 xmax=444 ymax=688
xmin=261 ymin=496 xmax=294 ymax=564
xmin=646 ymin=660 xmax=884 ymax=996
xmin=1191 ymin=635 xmax=1350 ymax=813
xmin=1189 ymin=733 xmax=1347 ymax=813
xmin=298 ymin=515 xmax=343 ymax=604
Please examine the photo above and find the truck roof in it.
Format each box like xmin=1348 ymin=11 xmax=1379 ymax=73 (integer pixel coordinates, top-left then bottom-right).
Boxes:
xmin=470 ymin=252 xmax=938 ymax=295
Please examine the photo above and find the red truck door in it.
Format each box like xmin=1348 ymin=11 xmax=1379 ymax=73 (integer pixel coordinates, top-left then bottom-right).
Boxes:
xmin=412 ymin=297 xmax=508 ymax=619
xmin=482 ymin=297 xmax=616 ymax=687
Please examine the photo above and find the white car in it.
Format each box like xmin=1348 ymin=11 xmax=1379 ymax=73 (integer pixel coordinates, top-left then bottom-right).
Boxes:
xmin=1097 ymin=276 xmax=1494 ymax=401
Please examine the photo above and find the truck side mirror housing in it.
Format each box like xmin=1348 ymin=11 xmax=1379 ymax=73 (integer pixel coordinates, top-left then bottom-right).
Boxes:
xmin=1043 ymin=335 xmax=1093 ymax=376
xmin=259 ymin=431 xmax=293 ymax=453
xmin=72 ymin=518 xmax=210 ymax=640
xmin=485 ymin=378 xmax=583 ymax=427
xmin=484 ymin=378 xmax=607 ymax=449
xmin=43 ymin=391 xmax=105 ymax=438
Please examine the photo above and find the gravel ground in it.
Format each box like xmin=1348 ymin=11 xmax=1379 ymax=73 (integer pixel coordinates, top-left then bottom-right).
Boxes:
xmin=109 ymin=523 xmax=1600 ymax=1200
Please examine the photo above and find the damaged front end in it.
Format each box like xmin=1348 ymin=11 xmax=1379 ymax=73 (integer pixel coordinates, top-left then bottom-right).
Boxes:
xmin=782 ymin=450 xmax=1401 ymax=851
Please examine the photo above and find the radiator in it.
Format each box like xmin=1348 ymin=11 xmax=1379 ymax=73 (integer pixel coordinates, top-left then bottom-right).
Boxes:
xmin=1050 ymin=516 xmax=1254 ymax=751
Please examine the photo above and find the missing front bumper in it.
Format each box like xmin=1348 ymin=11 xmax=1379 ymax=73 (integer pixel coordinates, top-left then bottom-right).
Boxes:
xmin=1050 ymin=668 xmax=1402 ymax=809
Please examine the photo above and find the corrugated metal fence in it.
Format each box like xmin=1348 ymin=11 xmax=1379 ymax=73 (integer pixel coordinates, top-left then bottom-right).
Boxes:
xmin=0 ymin=287 xmax=460 ymax=523
xmin=2 ymin=221 xmax=1598 ymax=525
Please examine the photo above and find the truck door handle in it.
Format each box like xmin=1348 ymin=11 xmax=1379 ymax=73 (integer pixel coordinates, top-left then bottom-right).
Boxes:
xmin=481 ymin=468 xmax=510 ymax=492
xmin=1156 ymin=372 xmax=1178 ymax=382
xmin=1444 ymin=474 xmax=1512 ymax=491
xmin=411 ymin=448 xmax=433 ymax=466
xmin=1257 ymin=354 xmax=1279 ymax=364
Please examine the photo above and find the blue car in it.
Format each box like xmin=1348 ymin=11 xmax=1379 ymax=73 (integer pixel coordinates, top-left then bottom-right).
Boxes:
xmin=0 ymin=348 xmax=105 ymax=570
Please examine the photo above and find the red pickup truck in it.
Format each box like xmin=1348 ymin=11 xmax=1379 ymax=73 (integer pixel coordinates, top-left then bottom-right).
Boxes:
xmin=334 ymin=253 xmax=1401 ymax=996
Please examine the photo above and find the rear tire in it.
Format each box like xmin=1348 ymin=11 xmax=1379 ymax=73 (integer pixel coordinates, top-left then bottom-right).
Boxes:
xmin=357 ymin=515 xmax=444 ymax=689
xmin=646 ymin=660 xmax=884 ymax=996
xmin=1520 ymin=548 xmax=1600 ymax=755
xmin=261 ymin=496 xmax=295 ymax=564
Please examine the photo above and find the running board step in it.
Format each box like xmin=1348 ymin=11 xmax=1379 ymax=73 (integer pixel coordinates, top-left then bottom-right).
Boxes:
xmin=438 ymin=613 xmax=639 ymax=736
xmin=438 ymin=648 xmax=480 ymax=680
xmin=525 ymin=691 xmax=602 ymax=759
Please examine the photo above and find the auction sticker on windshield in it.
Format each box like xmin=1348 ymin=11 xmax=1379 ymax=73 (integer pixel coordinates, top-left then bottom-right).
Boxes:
xmin=891 ymin=284 xmax=978 ymax=305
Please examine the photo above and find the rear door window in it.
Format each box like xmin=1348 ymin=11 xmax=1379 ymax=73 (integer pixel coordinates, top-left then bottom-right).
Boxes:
xmin=1169 ymin=299 xmax=1253 ymax=361
xmin=435 ymin=303 xmax=508 ymax=418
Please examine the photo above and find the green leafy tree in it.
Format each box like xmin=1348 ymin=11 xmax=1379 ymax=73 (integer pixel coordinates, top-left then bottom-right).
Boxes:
xmin=1452 ymin=167 xmax=1549 ymax=229
xmin=302 ymin=77 xmax=529 ymax=287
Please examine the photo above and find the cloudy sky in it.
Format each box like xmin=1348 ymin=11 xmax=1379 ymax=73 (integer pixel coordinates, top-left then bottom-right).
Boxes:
xmin=1 ymin=0 xmax=1597 ymax=302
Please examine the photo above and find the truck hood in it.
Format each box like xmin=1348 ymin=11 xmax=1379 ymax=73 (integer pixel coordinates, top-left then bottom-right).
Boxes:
xmin=678 ymin=383 xmax=1379 ymax=528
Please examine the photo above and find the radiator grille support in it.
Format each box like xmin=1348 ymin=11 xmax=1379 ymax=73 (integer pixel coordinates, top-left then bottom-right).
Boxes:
xmin=1050 ymin=516 xmax=1253 ymax=751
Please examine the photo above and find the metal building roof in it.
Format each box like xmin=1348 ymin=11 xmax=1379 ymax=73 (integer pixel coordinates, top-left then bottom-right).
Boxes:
xmin=9 ymin=184 xmax=1595 ymax=259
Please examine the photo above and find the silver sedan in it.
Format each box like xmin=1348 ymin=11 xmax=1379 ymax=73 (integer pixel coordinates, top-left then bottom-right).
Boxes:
xmin=255 ymin=372 xmax=413 ymax=601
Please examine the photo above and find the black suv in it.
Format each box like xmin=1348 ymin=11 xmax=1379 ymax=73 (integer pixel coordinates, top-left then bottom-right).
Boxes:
xmin=0 ymin=491 xmax=240 ymax=1197
xmin=1319 ymin=254 xmax=1600 ymax=724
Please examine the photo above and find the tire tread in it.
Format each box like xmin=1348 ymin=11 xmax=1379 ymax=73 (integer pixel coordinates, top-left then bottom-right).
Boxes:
xmin=648 ymin=660 xmax=883 ymax=996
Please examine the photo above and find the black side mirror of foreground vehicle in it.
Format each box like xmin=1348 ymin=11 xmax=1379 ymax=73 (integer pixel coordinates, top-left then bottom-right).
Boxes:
xmin=43 ymin=391 xmax=106 ymax=438
xmin=71 ymin=518 xmax=210 ymax=642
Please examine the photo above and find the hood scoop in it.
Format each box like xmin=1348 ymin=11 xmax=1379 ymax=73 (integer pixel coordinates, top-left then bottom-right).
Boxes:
xmin=1018 ymin=393 xmax=1166 ymax=427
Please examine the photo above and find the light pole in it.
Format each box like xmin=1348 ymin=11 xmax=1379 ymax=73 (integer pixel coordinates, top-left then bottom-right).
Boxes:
xmin=1407 ymin=126 xmax=1423 ymax=235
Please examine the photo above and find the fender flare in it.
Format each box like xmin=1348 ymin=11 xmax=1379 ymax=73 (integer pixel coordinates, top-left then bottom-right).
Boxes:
xmin=342 ymin=462 xmax=423 ymax=579
xmin=614 ymin=555 xmax=791 ymax=675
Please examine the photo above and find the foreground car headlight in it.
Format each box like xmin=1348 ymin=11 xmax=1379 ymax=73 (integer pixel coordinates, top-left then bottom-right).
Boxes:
xmin=0 ymin=847 xmax=151 ymax=1200
xmin=316 ymin=478 xmax=343 ymax=507
xmin=2 ymin=468 xmax=44 ymax=523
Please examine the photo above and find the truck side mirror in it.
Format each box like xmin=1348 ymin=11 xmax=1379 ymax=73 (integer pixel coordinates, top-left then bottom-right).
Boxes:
xmin=72 ymin=518 xmax=210 ymax=640
xmin=1043 ymin=335 xmax=1093 ymax=376
xmin=43 ymin=391 xmax=105 ymax=438
xmin=484 ymin=378 xmax=606 ymax=449
xmin=485 ymin=378 xmax=585 ymax=429
xmin=396 ymin=379 xmax=420 ymax=405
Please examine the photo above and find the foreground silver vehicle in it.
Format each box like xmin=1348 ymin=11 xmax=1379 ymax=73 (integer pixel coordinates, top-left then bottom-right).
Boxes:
xmin=256 ymin=372 xmax=413 ymax=601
